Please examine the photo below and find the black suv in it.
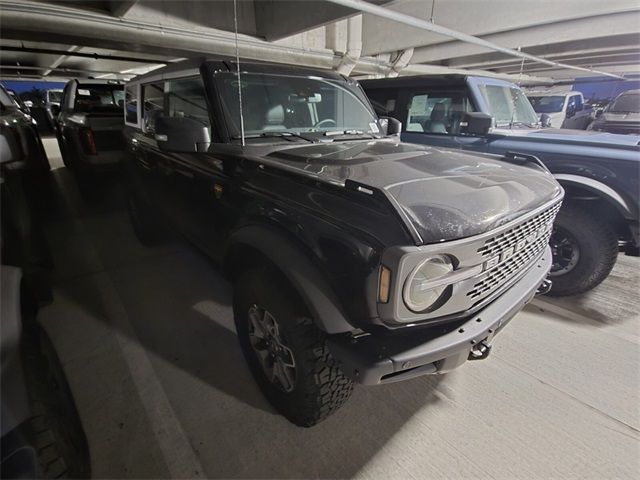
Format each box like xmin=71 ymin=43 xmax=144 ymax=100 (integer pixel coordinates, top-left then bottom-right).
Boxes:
xmin=123 ymin=59 xmax=562 ymax=426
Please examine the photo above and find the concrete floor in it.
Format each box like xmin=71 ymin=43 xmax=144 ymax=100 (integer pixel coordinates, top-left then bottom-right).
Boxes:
xmin=37 ymin=138 xmax=639 ymax=478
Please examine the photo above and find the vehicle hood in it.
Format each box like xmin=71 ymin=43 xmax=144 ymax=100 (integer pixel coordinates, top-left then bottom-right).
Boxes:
xmin=597 ymin=112 xmax=640 ymax=125
xmin=493 ymin=126 xmax=640 ymax=148
xmin=258 ymin=140 xmax=562 ymax=244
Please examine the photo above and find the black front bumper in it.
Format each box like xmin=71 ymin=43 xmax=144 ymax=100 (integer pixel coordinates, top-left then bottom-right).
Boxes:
xmin=328 ymin=246 xmax=552 ymax=385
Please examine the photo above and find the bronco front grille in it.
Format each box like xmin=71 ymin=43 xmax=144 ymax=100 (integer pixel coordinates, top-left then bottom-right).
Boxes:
xmin=477 ymin=202 xmax=561 ymax=258
xmin=467 ymin=201 xmax=561 ymax=300
xmin=467 ymin=232 xmax=550 ymax=299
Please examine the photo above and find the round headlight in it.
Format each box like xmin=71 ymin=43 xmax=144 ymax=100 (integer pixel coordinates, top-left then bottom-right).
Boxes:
xmin=403 ymin=255 xmax=454 ymax=312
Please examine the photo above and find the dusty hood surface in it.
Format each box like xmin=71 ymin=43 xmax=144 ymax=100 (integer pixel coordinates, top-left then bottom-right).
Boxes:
xmin=261 ymin=140 xmax=562 ymax=244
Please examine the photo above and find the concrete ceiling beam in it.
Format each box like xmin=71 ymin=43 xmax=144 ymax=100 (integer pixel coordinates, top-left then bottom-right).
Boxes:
xmin=42 ymin=45 xmax=81 ymax=76
xmin=410 ymin=12 xmax=639 ymax=64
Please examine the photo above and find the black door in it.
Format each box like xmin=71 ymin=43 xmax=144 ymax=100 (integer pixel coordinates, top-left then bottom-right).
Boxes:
xmin=152 ymin=76 xmax=233 ymax=259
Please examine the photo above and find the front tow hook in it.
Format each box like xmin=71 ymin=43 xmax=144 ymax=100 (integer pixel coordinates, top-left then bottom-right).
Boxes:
xmin=536 ymin=278 xmax=552 ymax=295
xmin=468 ymin=340 xmax=491 ymax=361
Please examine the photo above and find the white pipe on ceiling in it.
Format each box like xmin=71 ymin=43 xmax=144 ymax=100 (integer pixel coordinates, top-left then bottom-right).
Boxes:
xmin=325 ymin=0 xmax=626 ymax=80
xmin=336 ymin=14 xmax=363 ymax=75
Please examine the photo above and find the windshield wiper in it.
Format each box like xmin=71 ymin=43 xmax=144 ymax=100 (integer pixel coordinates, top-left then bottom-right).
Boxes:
xmin=323 ymin=129 xmax=376 ymax=139
xmin=232 ymin=131 xmax=314 ymax=142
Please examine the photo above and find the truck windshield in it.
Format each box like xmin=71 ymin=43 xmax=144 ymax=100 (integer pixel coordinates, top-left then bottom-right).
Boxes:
xmin=74 ymin=85 xmax=124 ymax=113
xmin=608 ymin=92 xmax=640 ymax=113
xmin=216 ymin=72 xmax=379 ymax=138
xmin=478 ymin=84 xmax=540 ymax=127
xmin=528 ymin=95 xmax=564 ymax=113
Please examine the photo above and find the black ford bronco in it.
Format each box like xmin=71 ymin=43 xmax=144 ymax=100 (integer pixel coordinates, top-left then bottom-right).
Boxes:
xmin=123 ymin=59 xmax=562 ymax=426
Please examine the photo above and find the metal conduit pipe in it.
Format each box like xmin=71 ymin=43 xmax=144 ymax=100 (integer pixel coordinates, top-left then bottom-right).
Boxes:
xmin=388 ymin=48 xmax=414 ymax=77
xmin=336 ymin=14 xmax=363 ymax=76
xmin=0 ymin=0 xmax=337 ymax=69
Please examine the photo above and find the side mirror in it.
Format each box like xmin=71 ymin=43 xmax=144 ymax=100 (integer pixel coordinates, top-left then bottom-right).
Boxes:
xmin=49 ymin=104 xmax=60 ymax=116
xmin=460 ymin=112 xmax=492 ymax=135
xmin=378 ymin=116 xmax=402 ymax=136
xmin=595 ymin=109 xmax=603 ymax=118
xmin=23 ymin=100 xmax=34 ymax=108
xmin=155 ymin=115 xmax=211 ymax=153
xmin=540 ymin=113 xmax=552 ymax=128
xmin=566 ymin=105 xmax=576 ymax=118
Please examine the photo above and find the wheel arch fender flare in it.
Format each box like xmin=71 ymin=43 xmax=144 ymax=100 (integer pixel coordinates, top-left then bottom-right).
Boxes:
xmin=553 ymin=173 xmax=636 ymax=220
xmin=224 ymin=225 xmax=355 ymax=334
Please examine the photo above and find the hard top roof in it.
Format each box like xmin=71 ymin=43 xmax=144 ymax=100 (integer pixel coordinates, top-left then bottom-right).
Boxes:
xmin=128 ymin=57 xmax=347 ymax=84
xmin=360 ymin=74 xmax=469 ymax=89
xmin=71 ymin=78 xmax=124 ymax=86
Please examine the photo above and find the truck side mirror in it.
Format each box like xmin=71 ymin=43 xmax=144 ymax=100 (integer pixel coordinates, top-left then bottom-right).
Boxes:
xmin=155 ymin=115 xmax=211 ymax=153
xmin=49 ymin=104 xmax=60 ymax=116
xmin=595 ymin=109 xmax=603 ymax=118
xmin=566 ymin=105 xmax=576 ymax=118
xmin=540 ymin=113 xmax=552 ymax=128
xmin=378 ymin=116 xmax=402 ymax=136
xmin=460 ymin=112 xmax=492 ymax=135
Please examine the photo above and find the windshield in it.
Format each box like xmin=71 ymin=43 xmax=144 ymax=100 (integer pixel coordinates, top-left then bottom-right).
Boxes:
xmin=478 ymin=84 xmax=540 ymax=127
xmin=48 ymin=90 xmax=63 ymax=103
xmin=608 ymin=92 xmax=640 ymax=113
xmin=74 ymin=84 xmax=124 ymax=113
xmin=216 ymin=72 xmax=379 ymax=138
xmin=528 ymin=95 xmax=564 ymax=113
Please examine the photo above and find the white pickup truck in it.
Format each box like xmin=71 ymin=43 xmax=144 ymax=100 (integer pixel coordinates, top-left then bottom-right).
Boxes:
xmin=527 ymin=91 xmax=594 ymax=130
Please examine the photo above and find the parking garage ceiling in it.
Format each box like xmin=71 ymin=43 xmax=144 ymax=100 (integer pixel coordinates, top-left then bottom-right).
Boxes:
xmin=0 ymin=0 xmax=638 ymax=84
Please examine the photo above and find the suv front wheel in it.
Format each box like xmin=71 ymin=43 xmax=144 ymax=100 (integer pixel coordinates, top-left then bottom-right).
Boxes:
xmin=233 ymin=267 xmax=353 ymax=427
xmin=548 ymin=204 xmax=618 ymax=296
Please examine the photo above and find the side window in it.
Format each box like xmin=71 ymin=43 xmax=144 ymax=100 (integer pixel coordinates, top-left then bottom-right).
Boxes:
xmin=125 ymin=84 xmax=138 ymax=125
xmin=142 ymin=81 xmax=165 ymax=134
xmin=574 ymin=95 xmax=583 ymax=110
xmin=406 ymin=91 xmax=473 ymax=134
xmin=567 ymin=95 xmax=576 ymax=110
xmin=166 ymin=77 xmax=210 ymax=131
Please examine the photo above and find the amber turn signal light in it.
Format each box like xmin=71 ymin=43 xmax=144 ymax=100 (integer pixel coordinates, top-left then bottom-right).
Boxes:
xmin=378 ymin=265 xmax=391 ymax=303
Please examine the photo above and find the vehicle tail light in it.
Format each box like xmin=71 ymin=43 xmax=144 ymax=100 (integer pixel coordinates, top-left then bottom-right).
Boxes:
xmin=80 ymin=127 xmax=97 ymax=155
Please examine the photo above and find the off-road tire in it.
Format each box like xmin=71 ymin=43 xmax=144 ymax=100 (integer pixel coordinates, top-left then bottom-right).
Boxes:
xmin=22 ymin=325 xmax=91 ymax=478
xmin=548 ymin=204 xmax=618 ymax=296
xmin=58 ymin=138 xmax=74 ymax=169
xmin=233 ymin=267 xmax=354 ymax=427
xmin=127 ymin=191 xmax=163 ymax=246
